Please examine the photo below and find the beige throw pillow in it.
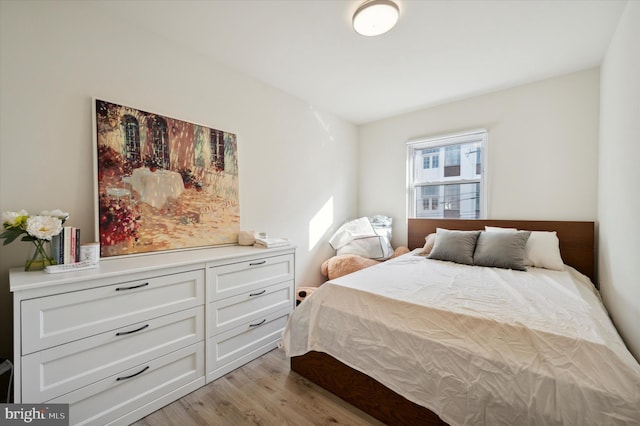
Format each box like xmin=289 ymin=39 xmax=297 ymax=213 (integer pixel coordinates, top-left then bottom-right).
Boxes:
xmin=418 ymin=233 xmax=436 ymax=256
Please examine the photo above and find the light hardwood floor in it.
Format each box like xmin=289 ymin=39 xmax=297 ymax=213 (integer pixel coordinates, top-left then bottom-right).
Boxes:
xmin=132 ymin=348 xmax=385 ymax=426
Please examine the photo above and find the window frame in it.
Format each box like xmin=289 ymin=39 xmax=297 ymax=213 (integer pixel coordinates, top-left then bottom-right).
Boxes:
xmin=406 ymin=129 xmax=488 ymax=219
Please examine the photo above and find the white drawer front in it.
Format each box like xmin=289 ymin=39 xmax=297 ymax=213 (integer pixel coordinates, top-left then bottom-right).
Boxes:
xmin=209 ymin=254 xmax=294 ymax=300
xmin=209 ymin=309 xmax=290 ymax=376
xmin=21 ymin=269 xmax=204 ymax=355
xmin=210 ymin=281 xmax=293 ymax=335
xmin=22 ymin=306 xmax=204 ymax=402
xmin=50 ymin=342 xmax=205 ymax=426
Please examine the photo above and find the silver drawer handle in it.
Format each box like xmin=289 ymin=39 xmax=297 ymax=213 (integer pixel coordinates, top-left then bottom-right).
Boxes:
xmin=249 ymin=290 xmax=266 ymax=297
xmin=116 ymin=282 xmax=149 ymax=291
xmin=249 ymin=260 xmax=266 ymax=266
xmin=116 ymin=324 xmax=149 ymax=336
xmin=249 ymin=319 xmax=266 ymax=327
xmin=116 ymin=365 xmax=149 ymax=381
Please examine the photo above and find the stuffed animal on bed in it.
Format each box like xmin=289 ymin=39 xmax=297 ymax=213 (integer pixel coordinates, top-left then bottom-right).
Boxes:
xmin=320 ymin=246 xmax=410 ymax=280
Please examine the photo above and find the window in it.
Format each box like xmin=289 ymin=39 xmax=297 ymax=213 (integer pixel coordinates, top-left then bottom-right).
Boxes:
xmin=122 ymin=115 xmax=140 ymax=166
xmin=444 ymin=184 xmax=460 ymax=216
xmin=421 ymin=185 xmax=439 ymax=211
xmin=150 ymin=116 xmax=169 ymax=169
xmin=474 ymin=182 xmax=480 ymax=216
xmin=422 ymin=148 xmax=439 ymax=169
xmin=407 ymin=129 xmax=486 ymax=219
xmin=444 ymin=145 xmax=460 ymax=177
xmin=210 ymin=129 xmax=225 ymax=170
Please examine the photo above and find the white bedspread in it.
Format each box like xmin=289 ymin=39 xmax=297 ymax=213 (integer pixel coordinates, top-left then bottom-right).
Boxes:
xmin=282 ymin=251 xmax=640 ymax=425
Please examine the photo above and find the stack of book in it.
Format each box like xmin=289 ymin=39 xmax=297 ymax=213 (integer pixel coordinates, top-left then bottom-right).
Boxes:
xmin=50 ymin=227 xmax=81 ymax=265
xmin=254 ymin=237 xmax=290 ymax=248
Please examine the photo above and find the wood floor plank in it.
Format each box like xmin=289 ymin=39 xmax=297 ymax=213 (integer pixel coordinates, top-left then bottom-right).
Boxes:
xmin=132 ymin=348 xmax=384 ymax=426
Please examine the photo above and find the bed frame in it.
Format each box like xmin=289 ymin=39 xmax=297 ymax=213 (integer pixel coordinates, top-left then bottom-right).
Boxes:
xmin=291 ymin=218 xmax=595 ymax=425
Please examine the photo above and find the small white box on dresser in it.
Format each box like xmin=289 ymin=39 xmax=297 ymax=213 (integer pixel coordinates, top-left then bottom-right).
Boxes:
xmin=10 ymin=244 xmax=295 ymax=426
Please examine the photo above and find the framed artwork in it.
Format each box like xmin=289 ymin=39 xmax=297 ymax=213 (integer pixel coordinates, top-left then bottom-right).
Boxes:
xmin=93 ymin=98 xmax=239 ymax=257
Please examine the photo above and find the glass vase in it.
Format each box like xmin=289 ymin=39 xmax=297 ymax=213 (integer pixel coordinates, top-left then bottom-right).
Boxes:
xmin=25 ymin=239 xmax=54 ymax=271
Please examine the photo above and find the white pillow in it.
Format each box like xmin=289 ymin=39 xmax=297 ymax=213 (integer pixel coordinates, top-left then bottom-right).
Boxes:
xmin=485 ymin=226 xmax=564 ymax=271
xmin=525 ymin=231 xmax=564 ymax=271
xmin=485 ymin=226 xmax=517 ymax=232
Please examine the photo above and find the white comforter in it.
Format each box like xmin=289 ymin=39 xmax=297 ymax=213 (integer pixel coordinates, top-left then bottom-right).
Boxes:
xmin=282 ymin=251 xmax=640 ymax=425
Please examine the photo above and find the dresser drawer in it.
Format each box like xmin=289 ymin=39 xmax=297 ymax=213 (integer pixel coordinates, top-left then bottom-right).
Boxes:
xmin=22 ymin=306 xmax=204 ymax=402
xmin=208 ymin=308 xmax=290 ymax=380
xmin=210 ymin=281 xmax=293 ymax=335
xmin=209 ymin=254 xmax=294 ymax=300
xmin=21 ymin=269 xmax=204 ymax=355
xmin=50 ymin=342 xmax=205 ymax=426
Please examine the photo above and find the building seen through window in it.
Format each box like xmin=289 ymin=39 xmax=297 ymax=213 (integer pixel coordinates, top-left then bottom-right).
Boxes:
xmin=407 ymin=130 xmax=486 ymax=219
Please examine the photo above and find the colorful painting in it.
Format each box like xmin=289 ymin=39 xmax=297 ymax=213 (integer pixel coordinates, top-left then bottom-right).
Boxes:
xmin=93 ymin=99 xmax=239 ymax=257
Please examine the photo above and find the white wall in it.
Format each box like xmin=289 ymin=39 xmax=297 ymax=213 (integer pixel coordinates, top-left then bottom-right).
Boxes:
xmin=358 ymin=69 xmax=600 ymax=248
xmin=598 ymin=1 xmax=640 ymax=361
xmin=0 ymin=1 xmax=358 ymax=359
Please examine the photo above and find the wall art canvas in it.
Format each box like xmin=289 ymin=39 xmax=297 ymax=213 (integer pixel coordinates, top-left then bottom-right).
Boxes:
xmin=93 ymin=99 xmax=239 ymax=257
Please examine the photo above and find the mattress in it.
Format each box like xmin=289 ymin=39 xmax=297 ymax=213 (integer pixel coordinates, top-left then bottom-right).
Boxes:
xmin=281 ymin=251 xmax=640 ymax=425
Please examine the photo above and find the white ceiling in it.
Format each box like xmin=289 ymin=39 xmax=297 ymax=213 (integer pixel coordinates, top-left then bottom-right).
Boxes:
xmin=97 ymin=0 xmax=626 ymax=124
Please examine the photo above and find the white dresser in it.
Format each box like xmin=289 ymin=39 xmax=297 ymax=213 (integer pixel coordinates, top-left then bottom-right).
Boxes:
xmin=10 ymin=245 xmax=295 ymax=426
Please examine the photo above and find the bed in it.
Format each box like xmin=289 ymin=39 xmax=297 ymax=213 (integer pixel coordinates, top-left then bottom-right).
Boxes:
xmin=282 ymin=219 xmax=640 ymax=425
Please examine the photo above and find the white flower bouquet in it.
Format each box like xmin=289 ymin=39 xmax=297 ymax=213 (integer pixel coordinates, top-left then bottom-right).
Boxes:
xmin=1 ymin=209 xmax=69 ymax=270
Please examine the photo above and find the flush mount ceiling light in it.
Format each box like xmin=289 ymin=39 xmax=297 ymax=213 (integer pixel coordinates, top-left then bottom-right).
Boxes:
xmin=352 ymin=0 xmax=400 ymax=37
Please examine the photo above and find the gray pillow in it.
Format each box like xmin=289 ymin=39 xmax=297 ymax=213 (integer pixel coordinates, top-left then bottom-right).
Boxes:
xmin=428 ymin=229 xmax=480 ymax=265
xmin=473 ymin=231 xmax=531 ymax=271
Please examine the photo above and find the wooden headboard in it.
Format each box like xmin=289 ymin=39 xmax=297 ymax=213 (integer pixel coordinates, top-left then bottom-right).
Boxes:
xmin=408 ymin=219 xmax=595 ymax=282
